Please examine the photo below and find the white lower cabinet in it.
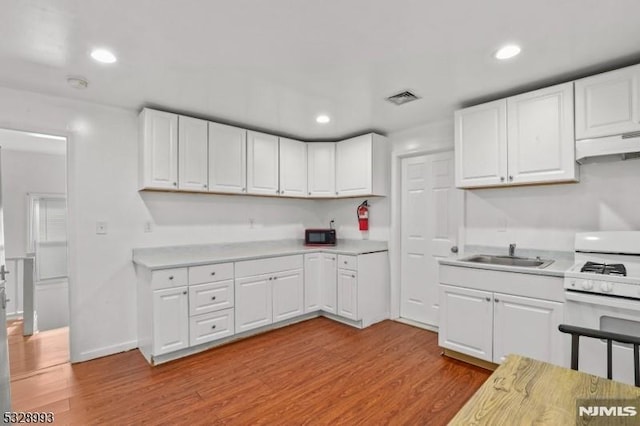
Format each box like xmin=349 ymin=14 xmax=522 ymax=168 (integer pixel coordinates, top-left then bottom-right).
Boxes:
xmin=304 ymin=253 xmax=337 ymax=314
xmin=438 ymin=283 xmax=564 ymax=365
xmin=152 ymin=287 xmax=190 ymax=356
xmin=337 ymin=269 xmax=358 ymax=320
xmin=235 ymin=273 xmax=273 ymax=333
xmin=189 ymin=308 xmax=235 ymax=347
xmin=273 ymin=269 xmax=304 ymax=322
xmin=189 ymin=280 xmax=234 ymax=316
xmin=234 ymin=255 xmax=304 ymax=333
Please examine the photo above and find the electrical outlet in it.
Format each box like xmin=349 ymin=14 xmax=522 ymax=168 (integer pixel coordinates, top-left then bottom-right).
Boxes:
xmin=144 ymin=221 xmax=153 ymax=233
xmin=96 ymin=222 xmax=108 ymax=235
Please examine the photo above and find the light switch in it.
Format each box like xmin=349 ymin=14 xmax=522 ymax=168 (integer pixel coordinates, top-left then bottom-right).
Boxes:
xmin=96 ymin=222 xmax=108 ymax=235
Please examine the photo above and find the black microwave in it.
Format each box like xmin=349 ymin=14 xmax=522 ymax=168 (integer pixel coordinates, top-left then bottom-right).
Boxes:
xmin=305 ymin=229 xmax=337 ymax=246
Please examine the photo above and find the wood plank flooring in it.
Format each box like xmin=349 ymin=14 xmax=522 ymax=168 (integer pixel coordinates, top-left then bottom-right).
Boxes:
xmin=8 ymin=320 xmax=69 ymax=378
xmin=9 ymin=318 xmax=490 ymax=425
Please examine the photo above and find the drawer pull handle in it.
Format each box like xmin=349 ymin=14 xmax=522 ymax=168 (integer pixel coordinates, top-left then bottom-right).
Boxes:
xmin=211 ymin=296 xmax=217 ymax=301
xmin=211 ymin=325 xmax=217 ymax=329
xmin=210 ymin=272 xmax=216 ymax=276
xmin=169 ymin=276 xmax=174 ymax=280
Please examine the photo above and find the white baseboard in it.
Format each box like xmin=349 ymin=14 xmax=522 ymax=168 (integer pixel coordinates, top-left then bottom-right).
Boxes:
xmin=394 ymin=317 xmax=439 ymax=333
xmin=74 ymin=339 xmax=138 ymax=363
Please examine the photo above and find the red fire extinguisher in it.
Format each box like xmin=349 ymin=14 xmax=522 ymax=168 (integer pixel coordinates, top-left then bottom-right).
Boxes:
xmin=357 ymin=200 xmax=369 ymax=231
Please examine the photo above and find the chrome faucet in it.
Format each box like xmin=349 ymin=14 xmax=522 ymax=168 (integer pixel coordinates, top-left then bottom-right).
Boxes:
xmin=509 ymin=243 xmax=516 ymax=257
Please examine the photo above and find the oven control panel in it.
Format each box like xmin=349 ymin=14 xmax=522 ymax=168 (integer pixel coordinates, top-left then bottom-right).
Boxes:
xmin=565 ymin=277 xmax=639 ymax=298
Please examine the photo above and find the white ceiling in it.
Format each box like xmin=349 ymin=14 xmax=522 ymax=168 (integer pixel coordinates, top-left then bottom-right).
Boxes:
xmin=0 ymin=128 xmax=66 ymax=156
xmin=1 ymin=0 xmax=640 ymax=140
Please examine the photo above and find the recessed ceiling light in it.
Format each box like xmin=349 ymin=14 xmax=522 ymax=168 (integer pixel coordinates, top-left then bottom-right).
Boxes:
xmin=316 ymin=115 xmax=331 ymax=124
xmin=495 ymin=44 xmax=521 ymax=60
xmin=90 ymin=48 xmax=117 ymax=64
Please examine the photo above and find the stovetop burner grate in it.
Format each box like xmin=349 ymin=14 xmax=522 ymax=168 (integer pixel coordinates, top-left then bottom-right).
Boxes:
xmin=580 ymin=261 xmax=627 ymax=276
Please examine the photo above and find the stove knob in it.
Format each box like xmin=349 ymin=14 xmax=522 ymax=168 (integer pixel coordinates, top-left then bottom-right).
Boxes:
xmin=581 ymin=280 xmax=594 ymax=290
xmin=569 ymin=279 xmax=576 ymax=288
xmin=600 ymin=282 xmax=614 ymax=293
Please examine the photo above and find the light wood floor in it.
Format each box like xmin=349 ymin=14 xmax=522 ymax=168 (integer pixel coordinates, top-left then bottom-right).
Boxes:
xmin=8 ymin=320 xmax=69 ymax=378
xmin=9 ymin=317 xmax=490 ymax=425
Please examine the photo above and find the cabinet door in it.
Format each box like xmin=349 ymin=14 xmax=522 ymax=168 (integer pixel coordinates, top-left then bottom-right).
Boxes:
xmin=335 ymin=135 xmax=372 ymax=196
xmin=304 ymin=253 xmax=322 ymax=312
xmin=507 ymin=83 xmax=576 ymax=184
xmin=272 ymin=269 xmax=304 ymax=322
xmin=438 ymin=285 xmax=493 ymax=362
xmin=247 ymin=131 xmax=279 ymax=195
xmin=152 ymin=287 xmax=189 ymax=355
xmin=235 ymin=274 xmax=272 ymax=333
xmin=140 ymin=109 xmax=179 ymax=189
xmin=178 ymin=116 xmax=208 ymax=191
xmin=575 ymin=64 xmax=640 ymax=140
xmin=493 ymin=293 xmax=564 ymax=365
xmin=337 ymin=269 xmax=358 ymax=320
xmin=208 ymin=122 xmax=247 ymax=194
xmin=321 ymin=253 xmax=337 ymax=314
xmin=307 ymin=143 xmax=336 ymax=197
xmin=279 ymin=138 xmax=307 ymax=197
xmin=454 ymin=100 xmax=507 ymax=188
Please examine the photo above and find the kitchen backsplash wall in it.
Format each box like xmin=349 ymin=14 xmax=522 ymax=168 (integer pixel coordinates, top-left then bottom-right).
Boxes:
xmin=465 ymin=158 xmax=640 ymax=252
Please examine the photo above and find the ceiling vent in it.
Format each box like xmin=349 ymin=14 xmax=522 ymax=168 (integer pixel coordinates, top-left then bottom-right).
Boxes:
xmin=385 ymin=90 xmax=421 ymax=106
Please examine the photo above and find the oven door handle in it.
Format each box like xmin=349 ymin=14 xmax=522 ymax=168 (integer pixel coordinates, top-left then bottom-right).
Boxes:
xmin=565 ymin=291 xmax=640 ymax=311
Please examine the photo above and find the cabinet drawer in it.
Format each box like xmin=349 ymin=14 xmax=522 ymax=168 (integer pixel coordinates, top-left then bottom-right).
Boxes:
xmin=235 ymin=255 xmax=303 ymax=278
xmin=189 ymin=263 xmax=234 ymax=285
xmin=151 ymin=268 xmax=188 ymax=290
xmin=189 ymin=308 xmax=235 ymax=347
xmin=189 ymin=280 xmax=234 ymax=316
xmin=337 ymin=255 xmax=357 ymax=271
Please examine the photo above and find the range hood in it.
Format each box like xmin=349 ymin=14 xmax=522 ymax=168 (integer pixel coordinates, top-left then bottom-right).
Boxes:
xmin=576 ymin=131 xmax=640 ymax=164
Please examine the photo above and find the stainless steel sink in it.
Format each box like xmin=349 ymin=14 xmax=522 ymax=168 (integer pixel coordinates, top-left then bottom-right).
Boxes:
xmin=460 ymin=254 xmax=554 ymax=269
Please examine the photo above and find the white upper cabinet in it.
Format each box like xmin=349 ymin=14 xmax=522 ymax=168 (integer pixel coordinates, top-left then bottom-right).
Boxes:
xmin=454 ymin=83 xmax=577 ymax=188
xmin=307 ymin=143 xmax=336 ymax=197
xmin=454 ymin=99 xmax=508 ymax=188
xmin=139 ymin=108 xmax=179 ymax=190
xmin=247 ymin=131 xmax=280 ymax=196
xmin=575 ymin=64 xmax=640 ymax=140
xmin=507 ymin=83 xmax=576 ymax=185
xmin=279 ymin=138 xmax=307 ymax=197
xmin=208 ymin=122 xmax=247 ymax=194
xmin=335 ymin=134 xmax=388 ymax=197
xmin=178 ymin=116 xmax=208 ymax=192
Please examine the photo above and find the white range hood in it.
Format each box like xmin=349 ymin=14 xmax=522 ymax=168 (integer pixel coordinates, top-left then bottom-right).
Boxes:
xmin=576 ymin=132 xmax=640 ymax=164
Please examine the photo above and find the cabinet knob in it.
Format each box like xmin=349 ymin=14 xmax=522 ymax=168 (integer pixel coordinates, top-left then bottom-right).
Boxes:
xmin=203 ymin=184 xmax=208 ymax=188
xmin=500 ymin=177 xmax=505 ymax=182
xmin=172 ymin=182 xmax=177 ymax=186
xmin=494 ymin=298 xmax=500 ymax=303
xmin=508 ymin=176 xmax=513 ymax=181
xmin=269 ymin=277 xmax=273 ymax=280
xmin=242 ymin=188 xmax=246 ymax=192
xmin=210 ymin=272 xmax=216 ymax=276
xmin=276 ymin=189 xmax=279 ymax=194
xmin=351 ymin=275 xmax=355 ymax=278
xmin=485 ymin=297 xmax=491 ymax=302
xmin=183 ymin=291 xmax=187 ymax=295
xmin=274 ymin=276 xmax=278 ymax=280
xmin=335 ymin=191 xmax=338 ymax=195
xmin=211 ymin=325 xmax=217 ymax=329
xmin=308 ymin=192 xmax=311 ymax=195
xmin=169 ymin=276 xmax=174 ymax=280
xmin=211 ymin=296 xmax=216 ymax=301
xmin=344 ymin=261 xmax=347 ymax=264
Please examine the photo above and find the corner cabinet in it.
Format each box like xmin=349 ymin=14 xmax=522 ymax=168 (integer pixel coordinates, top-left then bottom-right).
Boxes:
xmin=455 ymin=82 xmax=577 ymax=188
xmin=247 ymin=131 xmax=280 ymax=196
xmin=574 ymin=63 xmax=640 ymax=140
xmin=335 ymin=134 xmax=389 ymax=197
xmin=307 ymin=143 xmax=336 ymax=197
xmin=139 ymin=109 xmax=179 ymax=190
xmin=279 ymin=138 xmax=307 ymax=197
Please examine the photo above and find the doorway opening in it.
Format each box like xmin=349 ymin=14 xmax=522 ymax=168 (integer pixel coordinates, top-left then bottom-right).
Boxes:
xmin=0 ymin=127 xmax=69 ymax=378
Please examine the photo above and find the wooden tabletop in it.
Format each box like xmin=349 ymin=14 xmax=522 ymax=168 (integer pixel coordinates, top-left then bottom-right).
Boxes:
xmin=449 ymin=354 xmax=640 ymax=425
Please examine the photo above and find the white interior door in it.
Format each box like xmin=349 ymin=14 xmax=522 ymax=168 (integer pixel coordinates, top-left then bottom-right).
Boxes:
xmin=400 ymin=151 xmax=460 ymax=326
xmin=0 ymin=148 xmax=11 ymax=412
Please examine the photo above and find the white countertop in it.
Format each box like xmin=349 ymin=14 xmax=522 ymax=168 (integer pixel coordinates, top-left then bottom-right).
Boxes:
xmin=133 ymin=239 xmax=388 ymax=270
xmin=439 ymin=246 xmax=575 ymax=278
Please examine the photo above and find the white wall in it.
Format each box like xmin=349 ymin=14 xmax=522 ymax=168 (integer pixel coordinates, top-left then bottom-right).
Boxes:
xmin=0 ymin=86 xmax=325 ymax=362
xmin=0 ymin=150 xmax=66 ymax=258
xmin=465 ymin=158 xmax=640 ymax=252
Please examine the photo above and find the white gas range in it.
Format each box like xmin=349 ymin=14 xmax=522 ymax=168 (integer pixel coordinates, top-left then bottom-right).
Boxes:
xmin=563 ymin=231 xmax=640 ymax=385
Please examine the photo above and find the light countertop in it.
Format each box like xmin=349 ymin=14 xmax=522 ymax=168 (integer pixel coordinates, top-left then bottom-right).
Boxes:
xmin=439 ymin=245 xmax=574 ymax=278
xmin=133 ymin=239 xmax=388 ymax=270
